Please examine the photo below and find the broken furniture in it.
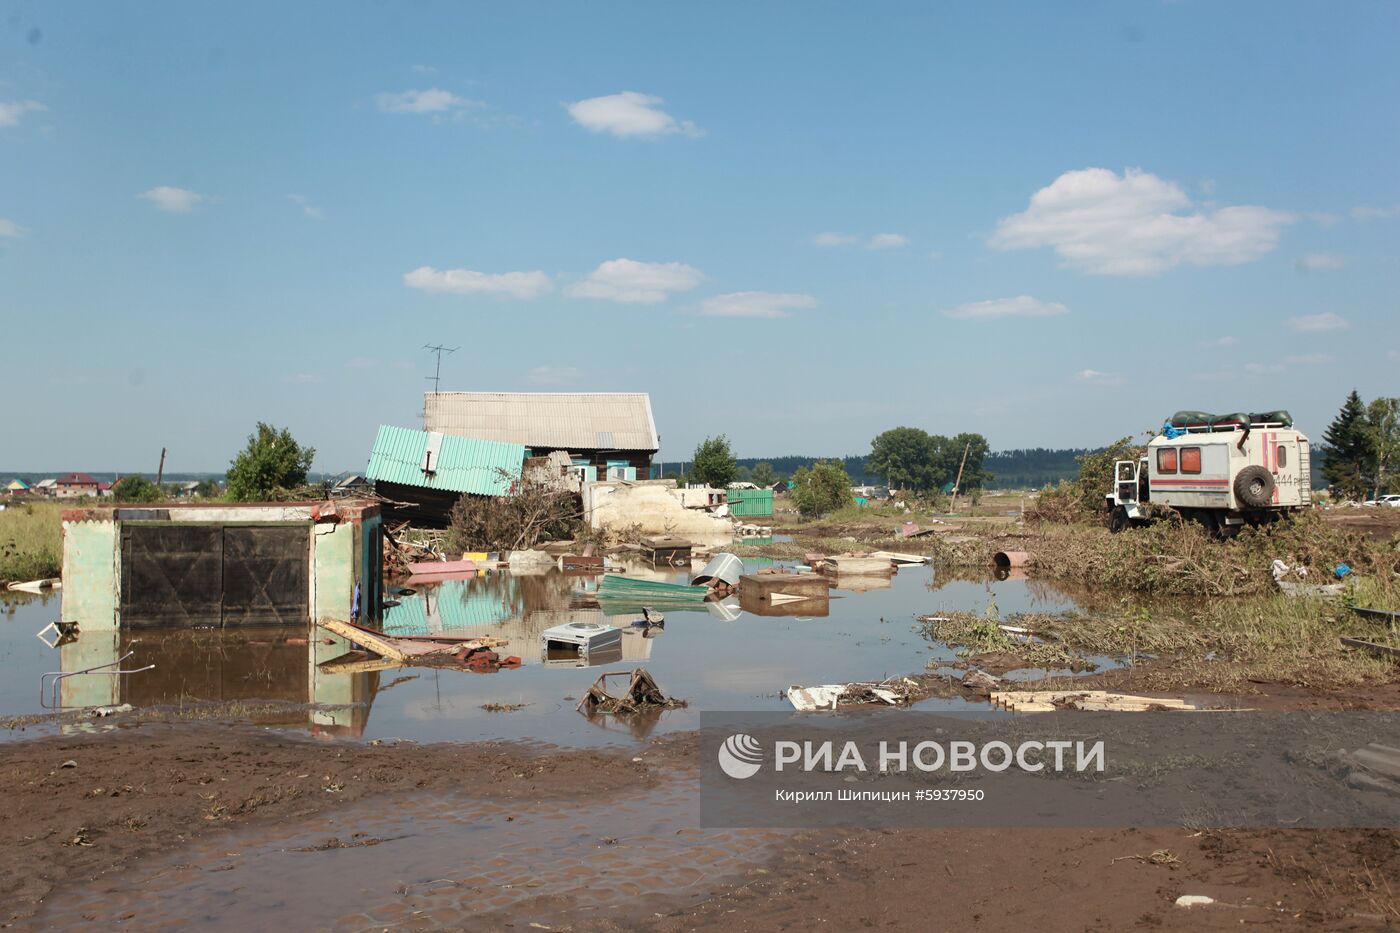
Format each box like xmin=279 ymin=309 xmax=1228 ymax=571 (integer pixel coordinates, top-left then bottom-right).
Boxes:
xmin=640 ymin=536 xmax=693 ymax=566
xmin=41 ymin=650 xmax=155 ymax=710
xmin=576 ymin=668 xmax=684 ymax=715
xmin=737 ymin=572 xmax=830 ymax=617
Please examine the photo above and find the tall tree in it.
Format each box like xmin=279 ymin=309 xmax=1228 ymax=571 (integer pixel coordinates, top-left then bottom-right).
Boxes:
xmin=691 ymin=435 xmax=739 ymax=488
xmin=226 ymin=423 xmax=316 ymax=501
xmin=1322 ymin=390 xmax=1371 ymax=500
xmin=750 ymin=462 xmax=777 ymax=488
xmin=792 ymin=460 xmax=853 ymax=517
xmin=869 ymin=427 xmax=937 ymax=490
xmin=1365 ymin=396 xmax=1400 ymax=499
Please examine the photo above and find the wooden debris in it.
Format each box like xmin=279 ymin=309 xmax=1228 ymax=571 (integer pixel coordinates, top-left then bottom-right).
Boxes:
xmin=990 ymin=691 xmax=1202 ymax=712
xmin=577 ymin=668 xmax=685 ymax=715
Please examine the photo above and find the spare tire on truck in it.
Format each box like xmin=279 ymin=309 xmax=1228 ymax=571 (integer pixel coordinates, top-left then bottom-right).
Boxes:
xmin=1234 ymin=466 xmax=1275 ymax=509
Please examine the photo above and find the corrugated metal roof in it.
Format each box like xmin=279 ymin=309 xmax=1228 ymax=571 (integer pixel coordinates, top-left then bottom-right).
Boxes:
xmin=424 ymin=392 xmax=659 ymax=452
xmin=364 ymin=424 xmax=524 ymax=496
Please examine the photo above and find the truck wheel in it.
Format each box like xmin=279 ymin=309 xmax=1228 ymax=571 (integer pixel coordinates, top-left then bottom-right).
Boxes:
xmin=1234 ymin=466 xmax=1275 ymax=509
xmin=1109 ymin=506 xmax=1130 ymax=534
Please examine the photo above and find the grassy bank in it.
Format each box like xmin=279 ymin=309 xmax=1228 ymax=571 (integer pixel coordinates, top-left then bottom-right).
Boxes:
xmin=0 ymin=502 xmax=64 ymax=583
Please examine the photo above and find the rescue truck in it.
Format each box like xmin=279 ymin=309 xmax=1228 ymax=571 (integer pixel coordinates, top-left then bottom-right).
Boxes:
xmin=1105 ymin=410 xmax=1311 ymax=535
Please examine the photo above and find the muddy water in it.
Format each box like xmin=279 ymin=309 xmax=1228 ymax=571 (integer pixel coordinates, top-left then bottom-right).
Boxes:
xmin=0 ymin=562 xmax=1086 ymax=746
xmin=38 ymin=762 xmax=782 ymax=931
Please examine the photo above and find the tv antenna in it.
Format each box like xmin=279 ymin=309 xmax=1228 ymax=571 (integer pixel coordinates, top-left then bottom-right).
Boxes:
xmin=423 ymin=344 xmax=458 ymax=394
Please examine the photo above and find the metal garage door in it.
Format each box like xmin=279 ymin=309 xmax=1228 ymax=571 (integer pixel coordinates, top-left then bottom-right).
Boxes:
xmin=120 ymin=524 xmax=309 ymax=628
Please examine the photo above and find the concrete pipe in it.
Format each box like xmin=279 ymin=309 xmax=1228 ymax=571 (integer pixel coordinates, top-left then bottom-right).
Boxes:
xmin=992 ymin=550 xmax=1032 ymax=570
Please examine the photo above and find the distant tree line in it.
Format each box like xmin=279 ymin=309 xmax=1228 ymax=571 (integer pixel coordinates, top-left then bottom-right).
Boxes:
xmin=1323 ymin=389 xmax=1400 ymax=500
xmin=716 ymin=448 xmax=1088 ymax=490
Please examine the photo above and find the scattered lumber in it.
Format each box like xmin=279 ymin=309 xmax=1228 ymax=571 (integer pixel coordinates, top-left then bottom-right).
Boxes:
xmin=991 ymin=691 xmax=1202 ymax=712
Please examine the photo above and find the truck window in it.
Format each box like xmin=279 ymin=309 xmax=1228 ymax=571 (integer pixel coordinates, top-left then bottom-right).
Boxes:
xmin=1157 ymin=449 xmax=1177 ymax=474
xmin=1277 ymin=445 xmax=1287 ymax=468
xmin=1181 ymin=447 xmax=1202 ymax=474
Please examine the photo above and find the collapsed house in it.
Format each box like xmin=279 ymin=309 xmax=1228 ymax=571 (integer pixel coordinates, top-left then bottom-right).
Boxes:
xmin=365 ymin=424 xmax=525 ymax=528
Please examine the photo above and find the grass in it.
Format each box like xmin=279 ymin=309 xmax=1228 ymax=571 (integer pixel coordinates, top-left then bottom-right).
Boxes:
xmin=0 ymin=501 xmax=64 ymax=583
xmin=927 ymin=581 xmax=1400 ymax=693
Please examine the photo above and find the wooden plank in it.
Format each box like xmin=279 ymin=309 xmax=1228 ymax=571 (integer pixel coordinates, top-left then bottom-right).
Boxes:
xmin=318 ymin=652 xmax=407 ymax=675
xmin=317 ymin=617 xmax=409 ymax=661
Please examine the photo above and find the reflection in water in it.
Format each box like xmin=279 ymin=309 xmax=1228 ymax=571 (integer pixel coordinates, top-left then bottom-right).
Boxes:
xmin=17 ymin=560 xmax=1086 ymax=746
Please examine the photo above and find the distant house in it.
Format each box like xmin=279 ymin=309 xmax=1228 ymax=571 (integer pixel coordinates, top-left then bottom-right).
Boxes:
xmin=333 ymin=474 xmax=371 ymax=495
xmin=364 ymin=424 xmax=526 ymax=527
xmin=33 ymin=478 xmax=58 ymax=497
xmin=97 ymin=481 xmax=114 ymax=497
xmin=4 ymin=479 xmax=30 ymax=497
xmin=173 ymin=481 xmax=201 ymax=498
xmin=423 ymin=392 xmax=660 ymax=476
xmin=54 ymin=472 xmax=101 ymax=498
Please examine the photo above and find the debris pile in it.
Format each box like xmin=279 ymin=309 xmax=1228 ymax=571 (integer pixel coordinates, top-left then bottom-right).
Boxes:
xmin=576 ymin=668 xmax=685 ymax=715
xmin=787 ymin=677 xmax=928 ymax=711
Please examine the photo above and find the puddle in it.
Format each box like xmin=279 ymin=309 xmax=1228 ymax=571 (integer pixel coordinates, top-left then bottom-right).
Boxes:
xmin=0 ymin=561 xmax=1086 ymax=747
xmin=36 ymin=764 xmax=783 ymax=931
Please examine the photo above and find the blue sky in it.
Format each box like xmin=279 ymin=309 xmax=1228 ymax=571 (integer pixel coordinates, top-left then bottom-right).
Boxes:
xmin=2 ymin=1 xmax=1397 ymax=473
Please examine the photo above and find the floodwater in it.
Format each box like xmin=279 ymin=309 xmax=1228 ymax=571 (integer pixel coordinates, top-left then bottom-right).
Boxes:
xmin=39 ymin=760 xmax=781 ymax=931
xmin=0 ymin=560 xmax=1091 ymax=747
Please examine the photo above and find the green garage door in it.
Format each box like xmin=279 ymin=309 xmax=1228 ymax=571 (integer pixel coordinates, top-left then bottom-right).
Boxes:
xmin=120 ymin=524 xmax=309 ymax=628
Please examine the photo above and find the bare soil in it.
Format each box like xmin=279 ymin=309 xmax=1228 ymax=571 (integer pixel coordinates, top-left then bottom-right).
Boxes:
xmin=4 ymin=723 xmax=1398 ymax=930
xmin=0 ymin=725 xmax=655 ymax=926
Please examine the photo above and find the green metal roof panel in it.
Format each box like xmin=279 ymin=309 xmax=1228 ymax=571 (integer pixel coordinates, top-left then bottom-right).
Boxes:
xmin=365 ymin=424 xmax=524 ymax=496
xmin=382 ymin=577 xmax=522 ymax=635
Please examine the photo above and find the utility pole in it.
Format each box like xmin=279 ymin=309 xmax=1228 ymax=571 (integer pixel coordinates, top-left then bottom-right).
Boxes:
xmin=947 ymin=441 xmax=971 ymax=515
xmin=156 ymin=447 xmax=167 ymax=487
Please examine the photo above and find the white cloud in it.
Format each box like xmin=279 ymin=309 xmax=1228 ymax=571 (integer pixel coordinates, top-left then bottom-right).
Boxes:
xmin=138 ymin=186 xmax=205 ymax=213
xmin=700 ymin=291 xmax=816 ymax=318
xmin=375 ymin=88 xmax=480 ymax=116
xmin=812 ymin=232 xmax=858 ymax=247
xmin=1389 ymin=350 xmax=1400 ymax=360
xmin=565 ymin=91 xmax=701 ymax=139
xmin=0 ymin=99 xmax=45 ymax=128
xmin=991 ymin=167 xmax=1294 ymax=275
xmin=1200 ymin=335 xmax=1238 ymax=349
xmin=412 ymin=64 xmax=437 ymax=75
xmin=528 ymin=365 xmax=580 ymax=385
xmin=284 ymin=373 xmax=320 ymax=384
xmin=0 ymin=218 xmax=23 ymax=238
xmin=943 ymin=295 xmax=1069 ymax=320
xmin=1351 ymin=204 xmax=1400 ymax=221
xmin=1075 ymin=369 xmax=1123 ymax=386
xmin=287 ymin=194 xmax=324 ymax=220
xmin=866 ymin=233 xmax=909 ymax=250
xmin=1286 ymin=312 xmax=1349 ymax=333
xmin=404 ymin=265 xmax=552 ymax=300
xmin=566 ymin=258 xmax=703 ymax=304
xmin=1283 ymin=353 xmax=1332 ymax=365
xmin=1294 ymin=253 xmax=1345 ymax=272
xmin=345 ymin=357 xmax=379 ymax=369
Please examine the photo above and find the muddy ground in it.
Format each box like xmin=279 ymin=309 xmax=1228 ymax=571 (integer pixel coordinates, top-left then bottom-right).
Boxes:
xmin=3 ymin=723 xmax=1397 ymax=930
